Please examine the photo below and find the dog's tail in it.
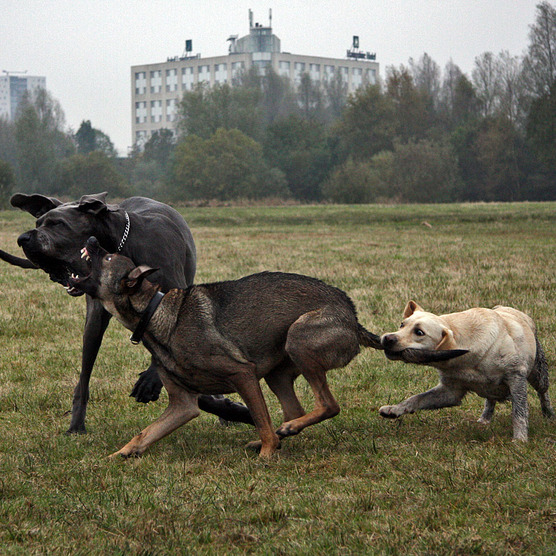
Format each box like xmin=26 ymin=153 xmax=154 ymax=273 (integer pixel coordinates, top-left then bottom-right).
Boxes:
xmin=0 ymin=249 xmax=37 ymax=269
xmin=357 ymin=324 xmax=383 ymax=350
xmin=530 ymin=335 xmax=554 ymax=418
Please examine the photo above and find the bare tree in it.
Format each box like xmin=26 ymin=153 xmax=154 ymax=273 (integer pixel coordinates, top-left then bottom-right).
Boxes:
xmin=473 ymin=52 xmax=502 ymax=117
xmin=440 ymin=60 xmax=463 ymax=113
xmin=496 ymin=51 xmax=525 ymax=125
xmin=409 ymin=53 xmax=441 ymax=108
xmin=522 ymin=1 xmax=556 ymax=97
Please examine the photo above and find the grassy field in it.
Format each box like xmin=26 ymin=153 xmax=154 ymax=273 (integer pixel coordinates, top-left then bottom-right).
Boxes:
xmin=0 ymin=202 xmax=554 ymax=554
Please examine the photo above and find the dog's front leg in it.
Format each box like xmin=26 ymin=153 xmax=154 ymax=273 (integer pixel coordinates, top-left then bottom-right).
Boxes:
xmin=67 ymin=297 xmax=111 ymax=434
xmin=130 ymin=358 xmax=163 ymax=403
xmin=379 ymin=382 xmax=466 ymax=418
xmin=110 ymin=380 xmax=200 ymax=459
xmin=508 ymin=374 xmax=529 ymax=441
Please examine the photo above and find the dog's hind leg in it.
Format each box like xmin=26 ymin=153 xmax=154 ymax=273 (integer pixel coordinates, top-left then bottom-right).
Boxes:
xmin=110 ymin=377 xmax=200 ymax=459
xmin=478 ymin=399 xmax=496 ymax=424
xmin=265 ymin=363 xmax=305 ymax=422
xmin=276 ymin=366 xmax=340 ymax=438
xmin=508 ymin=374 xmax=529 ymax=441
xmin=276 ymin=310 xmax=358 ymax=438
xmin=528 ymin=337 xmax=554 ymax=419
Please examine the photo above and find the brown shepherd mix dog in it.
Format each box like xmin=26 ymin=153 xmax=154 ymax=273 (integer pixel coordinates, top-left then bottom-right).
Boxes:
xmin=70 ymin=238 xmax=464 ymax=458
xmin=67 ymin=237 xmax=382 ymax=458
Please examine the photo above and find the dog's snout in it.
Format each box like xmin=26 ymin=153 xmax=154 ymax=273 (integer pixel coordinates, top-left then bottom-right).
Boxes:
xmin=17 ymin=231 xmax=32 ymax=247
xmin=381 ymin=334 xmax=398 ymax=349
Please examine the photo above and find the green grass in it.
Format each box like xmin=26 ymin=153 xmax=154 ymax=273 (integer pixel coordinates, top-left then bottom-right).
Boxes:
xmin=0 ymin=202 xmax=554 ymax=554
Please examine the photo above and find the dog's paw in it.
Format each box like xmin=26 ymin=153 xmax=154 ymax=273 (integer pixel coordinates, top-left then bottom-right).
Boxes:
xmin=65 ymin=425 xmax=87 ymax=435
xmin=379 ymin=405 xmax=403 ymax=419
xmin=276 ymin=422 xmax=301 ymax=438
xmin=245 ymin=440 xmax=263 ymax=452
xmin=108 ymin=449 xmax=141 ymax=460
xmin=245 ymin=439 xmax=281 ymax=454
xmin=130 ymin=370 xmax=163 ymax=403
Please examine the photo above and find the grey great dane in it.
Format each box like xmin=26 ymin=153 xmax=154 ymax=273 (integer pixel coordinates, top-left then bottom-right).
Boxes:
xmin=1 ymin=192 xmax=253 ymax=433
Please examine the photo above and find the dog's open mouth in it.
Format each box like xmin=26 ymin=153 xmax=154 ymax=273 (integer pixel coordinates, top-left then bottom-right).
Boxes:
xmin=32 ymin=258 xmax=87 ymax=297
xmin=65 ymin=247 xmax=93 ymax=295
xmin=385 ymin=348 xmax=469 ymax=364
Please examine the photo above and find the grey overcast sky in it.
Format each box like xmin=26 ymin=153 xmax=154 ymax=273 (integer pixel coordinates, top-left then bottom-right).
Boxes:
xmin=1 ymin=0 xmax=542 ymax=155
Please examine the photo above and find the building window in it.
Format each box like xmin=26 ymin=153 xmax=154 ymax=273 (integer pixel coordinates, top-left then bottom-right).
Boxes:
xmin=324 ymin=65 xmax=335 ymax=80
xmin=294 ymin=62 xmax=306 ymax=84
xmin=309 ymin=63 xmax=320 ymax=81
xmin=166 ymin=98 xmax=177 ymax=122
xmin=135 ymin=101 xmax=147 ymax=124
xmin=214 ymin=63 xmax=227 ymax=84
xmin=166 ymin=69 xmax=178 ymax=92
xmin=135 ymin=72 xmax=146 ymax=95
xmin=198 ymin=65 xmax=210 ymax=83
xmin=135 ymin=130 xmax=148 ymax=146
xmin=231 ymin=61 xmax=244 ymax=81
xmin=340 ymin=67 xmax=349 ymax=84
xmin=278 ymin=61 xmax=290 ymax=77
xmin=150 ymin=100 xmax=162 ymax=123
xmin=352 ymin=67 xmax=363 ymax=89
xmin=182 ymin=67 xmax=194 ymax=90
xmin=150 ymin=71 xmax=162 ymax=93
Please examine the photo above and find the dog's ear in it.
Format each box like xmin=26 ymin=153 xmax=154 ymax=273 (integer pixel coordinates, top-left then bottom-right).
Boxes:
xmin=78 ymin=193 xmax=113 ymax=215
xmin=436 ymin=328 xmax=456 ymax=350
xmin=403 ymin=300 xmax=424 ymax=319
xmin=124 ymin=265 xmax=159 ymax=291
xmin=11 ymin=193 xmax=63 ymax=218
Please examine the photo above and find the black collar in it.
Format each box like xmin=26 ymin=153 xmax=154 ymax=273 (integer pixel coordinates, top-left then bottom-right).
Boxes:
xmin=130 ymin=291 xmax=165 ymax=344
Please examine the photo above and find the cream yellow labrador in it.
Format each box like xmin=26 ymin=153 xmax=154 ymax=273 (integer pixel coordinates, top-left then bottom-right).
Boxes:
xmin=380 ymin=301 xmax=554 ymax=441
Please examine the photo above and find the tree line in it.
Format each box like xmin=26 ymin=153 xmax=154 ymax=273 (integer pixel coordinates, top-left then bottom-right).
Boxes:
xmin=1 ymin=1 xmax=555 ymax=205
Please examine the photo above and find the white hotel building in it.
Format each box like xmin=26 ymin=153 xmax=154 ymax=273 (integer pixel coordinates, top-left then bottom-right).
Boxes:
xmin=131 ymin=11 xmax=379 ymax=146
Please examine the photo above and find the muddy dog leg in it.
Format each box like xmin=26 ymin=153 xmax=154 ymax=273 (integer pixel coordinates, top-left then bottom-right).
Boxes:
xmin=528 ymin=338 xmax=554 ymax=419
xmin=276 ymin=310 xmax=359 ymax=438
xmin=68 ymin=298 xmax=112 ymax=434
xmin=231 ymin=370 xmax=281 ymax=458
xmin=379 ymin=382 xmax=467 ymax=419
xmin=110 ymin=375 xmax=200 ymax=459
xmin=508 ymin=374 xmax=529 ymax=441
xmin=478 ymin=399 xmax=497 ymax=424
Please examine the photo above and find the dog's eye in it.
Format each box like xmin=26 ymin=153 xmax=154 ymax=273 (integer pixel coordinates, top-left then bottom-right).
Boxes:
xmin=414 ymin=328 xmax=425 ymax=336
xmin=400 ymin=322 xmax=405 ymax=328
xmin=105 ymin=256 xmax=112 ymax=262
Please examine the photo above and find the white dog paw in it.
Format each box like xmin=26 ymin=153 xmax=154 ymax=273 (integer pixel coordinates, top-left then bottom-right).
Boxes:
xmin=379 ymin=405 xmax=403 ymax=419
